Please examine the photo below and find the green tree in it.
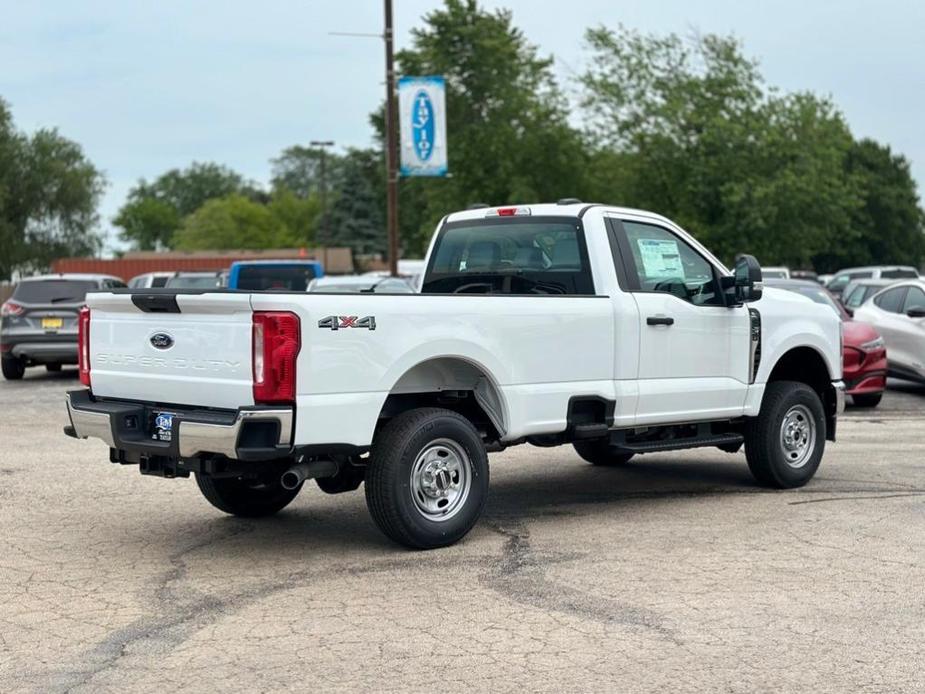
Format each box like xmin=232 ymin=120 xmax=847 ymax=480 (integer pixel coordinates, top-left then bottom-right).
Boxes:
xmin=171 ymin=192 xmax=322 ymax=251
xmin=830 ymin=139 xmax=925 ymax=270
xmin=114 ymin=162 xmax=257 ymax=250
xmin=377 ymin=0 xmax=588 ymax=255
xmin=267 ymin=189 xmax=323 ymax=246
xmin=581 ymin=26 xmax=861 ymax=269
xmin=317 ymin=149 xmax=386 ymax=267
xmin=0 ymin=98 xmax=104 ymax=280
xmin=271 ymin=146 xmax=345 ymax=199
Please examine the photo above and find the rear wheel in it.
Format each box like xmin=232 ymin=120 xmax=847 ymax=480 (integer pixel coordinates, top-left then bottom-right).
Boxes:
xmin=851 ymin=392 xmax=882 ymax=408
xmin=745 ymin=381 xmax=825 ymax=488
xmin=45 ymin=363 xmax=62 ymax=373
xmin=365 ymin=407 xmax=489 ymax=549
xmin=1 ymin=357 xmax=25 ymax=381
xmin=195 ymin=472 xmax=301 ymax=517
xmin=573 ymin=439 xmax=635 ymax=466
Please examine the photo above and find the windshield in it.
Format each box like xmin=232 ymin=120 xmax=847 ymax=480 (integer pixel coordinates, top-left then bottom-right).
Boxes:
xmin=165 ymin=275 xmax=221 ymax=288
xmin=236 ymin=265 xmax=317 ymax=291
xmin=422 ymin=217 xmax=594 ymax=295
xmin=12 ymin=279 xmax=97 ymax=303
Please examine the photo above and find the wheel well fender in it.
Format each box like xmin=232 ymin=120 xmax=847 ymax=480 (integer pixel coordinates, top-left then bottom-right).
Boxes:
xmin=765 ymin=346 xmax=839 ymax=441
xmin=377 ymin=356 xmax=508 ymax=441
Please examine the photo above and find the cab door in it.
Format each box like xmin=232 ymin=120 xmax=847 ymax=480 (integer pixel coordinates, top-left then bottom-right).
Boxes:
xmin=609 ymin=217 xmax=750 ymax=425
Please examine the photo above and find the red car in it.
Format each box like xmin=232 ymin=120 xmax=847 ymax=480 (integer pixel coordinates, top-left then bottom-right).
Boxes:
xmin=766 ymin=280 xmax=887 ymax=407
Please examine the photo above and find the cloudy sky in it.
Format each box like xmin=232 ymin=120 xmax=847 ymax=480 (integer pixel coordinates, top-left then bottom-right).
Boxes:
xmin=2 ymin=0 xmax=923 ymax=251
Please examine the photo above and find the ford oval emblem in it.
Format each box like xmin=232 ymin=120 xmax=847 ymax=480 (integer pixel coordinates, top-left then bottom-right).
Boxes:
xmin=150 ymin=332 xmax=174 ymax=350
xmin=412 ymin=89 xmax=435 ymax=162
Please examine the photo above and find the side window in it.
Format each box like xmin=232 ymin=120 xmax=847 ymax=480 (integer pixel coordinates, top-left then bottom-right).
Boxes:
xmin=618 ymin=221 xmax=723 ymax=306
xmin=845 ymin=286 xmax=867 ymax=308
xmin=874 ymin=287 xmax=907 ymax=313
xmin=902 ymin=287 xmax=925 ymax=313
xmin=882 ymin=269 xmax=918 ymax=279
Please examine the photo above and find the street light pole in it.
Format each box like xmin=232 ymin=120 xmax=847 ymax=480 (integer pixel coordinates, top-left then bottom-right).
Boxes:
xmin=384 ymin=0 xmax=400 ymax=277
xmin=310 ymin=140 xmax=335 ymax=246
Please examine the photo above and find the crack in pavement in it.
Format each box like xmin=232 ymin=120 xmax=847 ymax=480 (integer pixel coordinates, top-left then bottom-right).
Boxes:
xmin=788 ymin=492 xmax=925 ymax=505
xmin=480 ymin=515 xmax=682 ymax=644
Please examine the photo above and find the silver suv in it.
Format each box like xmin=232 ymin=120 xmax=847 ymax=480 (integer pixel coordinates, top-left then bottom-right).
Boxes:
xmin=1 ymin=274 xmax=125 ymax=380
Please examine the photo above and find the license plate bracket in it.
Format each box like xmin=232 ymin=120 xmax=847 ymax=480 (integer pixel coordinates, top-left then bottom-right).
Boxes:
xmin=151 ymin=411 xmax=176 ymax=442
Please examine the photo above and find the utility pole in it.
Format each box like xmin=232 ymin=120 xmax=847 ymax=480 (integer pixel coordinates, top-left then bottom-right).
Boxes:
xmin=384 ymin=0 xmax=400 ymax=277
xmin=310 ymin=140 xmax=335 ymax=247
xmin=329 ymin=3 xmax=400 ymax=277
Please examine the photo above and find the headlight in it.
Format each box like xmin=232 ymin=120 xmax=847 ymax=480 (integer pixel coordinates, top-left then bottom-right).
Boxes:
xmin=860 ymin=336 xmax=884 ymax=351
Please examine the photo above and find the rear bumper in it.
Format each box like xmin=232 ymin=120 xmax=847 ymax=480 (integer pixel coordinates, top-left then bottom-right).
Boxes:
xmin=64 ymin=389 xmax=293 ymax=461
xmin=4 ymin=339 xmax=77 ymax=362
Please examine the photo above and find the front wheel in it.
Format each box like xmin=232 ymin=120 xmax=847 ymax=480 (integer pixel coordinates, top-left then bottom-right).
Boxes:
xmin=744 ymin=381 xmax=826 ymax=488
xmin=195 ymin=472 xmax=301 ymax=517
xmin=365 ymin=408 xmax=489 ymax=549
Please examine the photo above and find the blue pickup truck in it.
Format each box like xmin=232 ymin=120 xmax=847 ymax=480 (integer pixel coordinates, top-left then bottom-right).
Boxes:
xmin=226 ymin=260 xmax=324 ymax=291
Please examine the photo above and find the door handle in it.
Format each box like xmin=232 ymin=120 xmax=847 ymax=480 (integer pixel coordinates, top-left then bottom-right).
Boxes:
xmin=646 ymin=315 xmax=674 ymax=326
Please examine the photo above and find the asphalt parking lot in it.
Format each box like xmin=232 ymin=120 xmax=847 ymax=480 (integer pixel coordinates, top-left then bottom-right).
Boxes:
xmin=1 ymin=371 xmax=924 ymax=693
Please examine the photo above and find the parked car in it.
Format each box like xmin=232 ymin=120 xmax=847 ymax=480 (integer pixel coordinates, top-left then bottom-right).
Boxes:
xmin=854 ymin=280 xmax=925 ymax=383
xmin=790 ymin=270 xmax=819 ymax=283
xmin=818 ymin=274 xmax=833 ymax=286
xmin=1 ymin=274 xmax=125 ymax=380
xmin=65 ymin=202 xmax=845 ymax=549
xmin=765 ymin=279 xmax=887 ymax=407
xmin=363 ymin=259 xmax=427 ymax=291
xmin=227 ymin=260 xmax=324 ymax=291
xmin=826 ymin=266 xmax=919 ymax=299
xmin=164 ymin=271 xmax=224 ymax=289
xmin=841 ymin=278 xmax=897 ymax=313
xmin=128 ymin=272 xmax=175 ymax=289
xmin=762 ymin=266 xmax=791 ymax=280
xmin=308 ymin=276 xmax=415 ymax=293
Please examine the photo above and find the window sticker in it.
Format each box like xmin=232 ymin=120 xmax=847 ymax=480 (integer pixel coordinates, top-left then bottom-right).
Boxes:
xmin=637 ymin=238 xmax=684 ymax=279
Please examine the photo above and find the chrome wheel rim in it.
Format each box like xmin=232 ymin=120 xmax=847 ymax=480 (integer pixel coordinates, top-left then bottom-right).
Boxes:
xmin=410 ymin=438 xmax=471 ymax=522
xmin=779 ymin=404 xmax=816 ymax=469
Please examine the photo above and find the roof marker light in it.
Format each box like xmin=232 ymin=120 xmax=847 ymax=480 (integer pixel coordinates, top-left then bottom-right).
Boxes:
xmin=486 ymin=206 xmax=531 ymax=217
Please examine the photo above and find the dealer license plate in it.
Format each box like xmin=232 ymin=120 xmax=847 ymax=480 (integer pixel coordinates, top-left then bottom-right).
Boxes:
xmin=152 ymin=412 xmax=175 ymax=442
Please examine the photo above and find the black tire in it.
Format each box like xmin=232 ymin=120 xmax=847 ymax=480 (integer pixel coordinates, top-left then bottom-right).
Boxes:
xmin=195 ymin=472 xmax=301 ymax=518
xmin=573 ymin=440 xmax=635 ymax=466
xmin=851 ymin=392 xmax=882 ymax=408
xmin=365 ymin=407 xmax=489 ymax=549
xmin=744 ymin=381 xmax=826 ymax=488
xmin=45 ymin=363 xmax=62 ymax=373
xmin=1 ymin=357 xmax=25 ymax=381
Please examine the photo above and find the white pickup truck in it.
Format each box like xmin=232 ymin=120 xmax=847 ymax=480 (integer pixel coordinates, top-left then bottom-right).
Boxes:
xmin=65 ymin=202 xmax=845 ymax=548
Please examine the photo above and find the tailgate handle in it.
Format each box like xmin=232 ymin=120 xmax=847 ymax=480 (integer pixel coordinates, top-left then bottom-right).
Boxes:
xmin=131 ymin=294 xmax=181 ymax=313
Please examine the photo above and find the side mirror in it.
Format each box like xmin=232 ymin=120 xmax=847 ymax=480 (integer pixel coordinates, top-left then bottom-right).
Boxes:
xmin=723 ymin=255 xmax=763 ymax=305
xmin=906 ymin=307 xmax=925 ymax=319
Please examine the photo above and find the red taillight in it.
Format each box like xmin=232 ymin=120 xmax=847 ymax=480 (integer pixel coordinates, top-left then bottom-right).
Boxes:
xmin=497 ymin=207 xmax=517 ymax=216
xmin=78 ymin=306 xmax=91 ymax=386
xmin=1 ymin=301 xmax=23 ymax=317
xmin=252 ymin=311 xmax=300 ymax=404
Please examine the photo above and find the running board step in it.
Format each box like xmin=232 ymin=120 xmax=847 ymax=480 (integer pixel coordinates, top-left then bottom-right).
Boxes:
xmin=615 ymin=433 xmax=744 ymax=454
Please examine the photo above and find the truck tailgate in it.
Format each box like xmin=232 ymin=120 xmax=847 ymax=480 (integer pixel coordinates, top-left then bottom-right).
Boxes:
xmin=87 ymin=292 xmax=255 ymax=409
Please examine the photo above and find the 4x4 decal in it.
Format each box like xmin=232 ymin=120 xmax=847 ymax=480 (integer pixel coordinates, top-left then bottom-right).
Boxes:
xmin=317 ymin=315 xmax=376 ymax=331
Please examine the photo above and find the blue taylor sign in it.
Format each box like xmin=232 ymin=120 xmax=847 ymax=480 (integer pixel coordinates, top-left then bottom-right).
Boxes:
xmin=398 ymin=76 xmax=447 ymax=177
